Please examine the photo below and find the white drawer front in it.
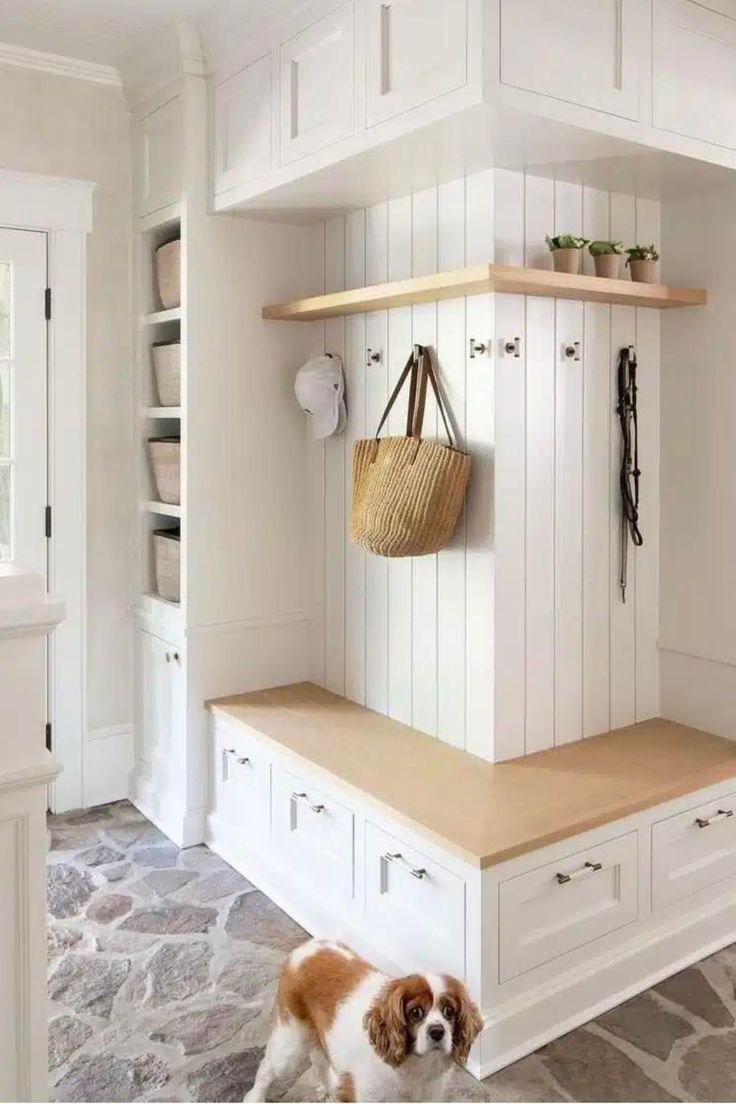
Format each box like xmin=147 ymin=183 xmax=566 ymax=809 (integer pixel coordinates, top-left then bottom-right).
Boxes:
xmin=365 ymin=823 xmax=465 ymax=980
xmin=652 ymin=791 xmax=736 ymax=911
xmin=212 ymin=720 xmax=271 ymax=832
xmin=272 ymin=766 xmax=354 ymax=899
xmin=499 ymin=833 xmax=638 ymax=982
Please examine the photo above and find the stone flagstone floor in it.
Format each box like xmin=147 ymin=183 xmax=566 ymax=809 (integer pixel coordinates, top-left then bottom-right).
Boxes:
xmin=48 ymin=801 xmax=736 ymax=1102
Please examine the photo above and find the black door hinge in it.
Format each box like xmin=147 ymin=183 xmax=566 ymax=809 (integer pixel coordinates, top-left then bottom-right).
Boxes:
xmin=46 ymin=722 xmax=52 ymax=751
xmin=45 ymin=288 xmax=52 ymax=320
xmin=44 ymin=505 xmax=52 ymax=539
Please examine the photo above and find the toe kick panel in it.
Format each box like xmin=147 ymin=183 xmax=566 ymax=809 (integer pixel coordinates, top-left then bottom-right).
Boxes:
xmin=499 ymin=832 xmax=639 ymax=982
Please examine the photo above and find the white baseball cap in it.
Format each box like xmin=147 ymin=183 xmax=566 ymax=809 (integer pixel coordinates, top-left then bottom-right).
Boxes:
xmin=294 ymin=354 xmax=347 ymax=439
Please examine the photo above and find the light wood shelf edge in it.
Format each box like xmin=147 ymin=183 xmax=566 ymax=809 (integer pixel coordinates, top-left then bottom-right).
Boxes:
xmin=262 ymin=263 xmax=707 ymax=321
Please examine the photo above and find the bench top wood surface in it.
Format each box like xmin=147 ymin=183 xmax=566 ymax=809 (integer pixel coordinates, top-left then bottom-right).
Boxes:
xmin=209 ymin=683 xmax=736 ymax=869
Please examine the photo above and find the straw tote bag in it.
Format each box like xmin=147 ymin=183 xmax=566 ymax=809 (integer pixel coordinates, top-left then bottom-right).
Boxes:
xmin=351 ymin=344 xmax=470 ymax=557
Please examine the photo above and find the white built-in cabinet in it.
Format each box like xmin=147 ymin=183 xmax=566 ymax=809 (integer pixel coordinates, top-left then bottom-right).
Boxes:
xmin=213 ymin=53 xmax=273 ymax=194
xmin=137 ymin=95 xmax=183 ymax=217
xmin=499 ymin=0 xmax=645 ymax=120
xmin=279 ymin=4 xmax=355 ymax=163
xmin=653 ymin=0 xmax=736 ymax=149
xmin=364 ymin=0 xmax=469 ymax=126
xmin=139 ymin=629 xmax=183 ymax=769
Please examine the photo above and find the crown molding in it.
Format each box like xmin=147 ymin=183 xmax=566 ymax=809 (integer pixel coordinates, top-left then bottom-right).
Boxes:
xmin=0 ymin=40 xmax=121 ymax=86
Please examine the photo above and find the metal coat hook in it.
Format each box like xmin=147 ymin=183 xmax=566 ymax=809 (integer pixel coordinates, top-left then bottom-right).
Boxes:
xmin=366 ymin=348 xmax=381 ymax=365
xmin=563 ymin=341 xmax=582 ymax=362
xmin=469 ymin=338 xmax=490 ymax=359
xmin=503 ymin=336 xmax=522 ymax=358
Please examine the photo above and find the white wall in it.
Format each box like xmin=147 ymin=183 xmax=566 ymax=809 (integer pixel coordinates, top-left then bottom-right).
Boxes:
xmin=308 ymin=168 xmax=661 ymax=761
xmin=0 ymin=65 xmax=133 ymax=742
xmin=660 ymin=187 xmax=736 ymax=739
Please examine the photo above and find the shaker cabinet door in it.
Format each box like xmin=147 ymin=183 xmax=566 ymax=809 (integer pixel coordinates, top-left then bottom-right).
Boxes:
xmin=279 ymin=4 xmax=356 ymax=165
xmin=213 ymin=54 xmax=273 ymax=196
xmin=653 ymin=0 xmax=736 ymax=150
xmin=364 ymin=0 xmax=469 ymax=127
xmin=500 ymin=0 xmax=644 ymax=121
xmin=137 ymin=96 xmax=182 ymax=216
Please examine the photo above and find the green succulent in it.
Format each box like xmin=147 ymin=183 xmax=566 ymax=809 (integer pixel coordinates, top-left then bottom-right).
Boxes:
xmin=625 ymin=243 xmax=660 ymax=264
xmin=545 ymin=234 xmax=589 ymax=251
xmin=589 ymin=240 xmax=623 ymax=256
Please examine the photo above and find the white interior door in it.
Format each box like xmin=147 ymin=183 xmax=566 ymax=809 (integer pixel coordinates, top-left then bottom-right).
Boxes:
xmin=0 ymin=229 xmax=47 ymax=578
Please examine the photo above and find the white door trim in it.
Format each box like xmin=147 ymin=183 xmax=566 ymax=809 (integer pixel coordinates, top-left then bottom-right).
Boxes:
xmin=0 ymin=169 xmax=94 ymax=812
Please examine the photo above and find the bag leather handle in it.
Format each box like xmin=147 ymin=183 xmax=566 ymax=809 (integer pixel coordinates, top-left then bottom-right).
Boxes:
xmin=373 ymin=345 xmax=456 ymax=448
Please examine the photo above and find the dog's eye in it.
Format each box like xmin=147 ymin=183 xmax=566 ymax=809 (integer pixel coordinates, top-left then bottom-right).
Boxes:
xmin=442 ymin=1004 xmax=455 ymax=1020
xmin=409 ymin=1006 xmax=425 ymax=1022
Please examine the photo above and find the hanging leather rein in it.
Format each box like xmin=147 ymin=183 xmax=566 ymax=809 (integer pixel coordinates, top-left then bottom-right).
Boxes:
xmin=616 ymin=345 xmax=643 ymax=603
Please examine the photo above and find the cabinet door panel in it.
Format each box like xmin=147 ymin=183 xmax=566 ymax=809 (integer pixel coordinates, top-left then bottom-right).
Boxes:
xmin=138 ymin=630 xmax=184 ymax=800
xmin=500 ymin=0 xmax=642 ymax=120
xmin=653 ymin=0 xmax=736 ymax=149
xmin=138 ymin=97 xmax=182 ymax=216
xmin=280 ymin=5 xmax=355 ymax=164
xmin=365 ymin=0 xmax=468 ymax=126
xmin=214 ymin=54 xmax=273 ymax=195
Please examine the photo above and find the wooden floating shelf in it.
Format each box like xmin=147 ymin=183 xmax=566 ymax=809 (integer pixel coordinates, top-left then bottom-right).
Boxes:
xmin=143 ymin=307 xmax=181 ymax=326
xmin=142 ymin=500 xmax=182 ymax=519
xmin=262 ymin=263 xmax=707 ymax=321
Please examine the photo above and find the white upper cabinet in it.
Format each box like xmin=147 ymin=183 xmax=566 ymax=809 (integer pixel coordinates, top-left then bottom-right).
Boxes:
xmin=213 ymin=54 xmax=273 ymax=196
xmin=500 ymin=0 xmax=644 ymax=120
xmin=137 ymin=96 xmax=182 ymax=216
xmin=653 ymin=0 xmax=736 ymax=149
xmin=279 ymin=4 xmax=356 ymax=164
xmin=364 ymin=0 xmax=468 ymax=126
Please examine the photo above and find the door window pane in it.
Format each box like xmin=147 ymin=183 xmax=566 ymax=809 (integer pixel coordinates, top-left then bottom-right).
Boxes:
xmin=0 ymin=264 xmax=11 ymax=358
xmin=0 ymin=361 xmax=9 ymax=458
xmin=0 ymin=464 xmax=10 ymax=561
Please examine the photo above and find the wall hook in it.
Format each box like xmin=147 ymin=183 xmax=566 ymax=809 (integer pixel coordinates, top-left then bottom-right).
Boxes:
xmin=469 ymin=338 xmax=490 ymax=359
xmin=503 ymin=336 xmax=522 ymax=358
xmin=563 ymin=341 xmax=582 ymax=362
xmin=366 ymin=347 xmax=382 ymax=365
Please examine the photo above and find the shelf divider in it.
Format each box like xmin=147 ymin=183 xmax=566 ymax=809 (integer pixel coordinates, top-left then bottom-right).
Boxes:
xmin=262 ymin=263 xmax=707 ymax=321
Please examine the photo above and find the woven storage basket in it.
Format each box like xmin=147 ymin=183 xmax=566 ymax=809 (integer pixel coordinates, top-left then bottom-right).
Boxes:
xmin=148 ymin=437 xmax=181 ymax=505
xmin=152 ymin=341 xmax=181 ymax=406
xmin=154 ymin=239 xmax=181 ymax=309
xmin=153 ymin=528 xmax=180 ymax=603
xmin=351 ymin=346 xmax=470 ymax=557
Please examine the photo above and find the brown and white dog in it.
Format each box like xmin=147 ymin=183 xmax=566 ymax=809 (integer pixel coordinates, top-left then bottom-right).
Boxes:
xmin=245 ymin=939 xmax=483 ymax=1102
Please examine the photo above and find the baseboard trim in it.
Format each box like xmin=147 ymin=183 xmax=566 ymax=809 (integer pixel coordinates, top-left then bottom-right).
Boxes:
xmin=130 ymin=765 xmax=206 ymax=848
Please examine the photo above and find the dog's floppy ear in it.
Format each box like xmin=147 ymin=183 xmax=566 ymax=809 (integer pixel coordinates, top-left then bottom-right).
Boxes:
xmin=363 ymin=980 xmax=408 ymax=1068
xmin=447 ymin=979 xmax=483 ymax=1066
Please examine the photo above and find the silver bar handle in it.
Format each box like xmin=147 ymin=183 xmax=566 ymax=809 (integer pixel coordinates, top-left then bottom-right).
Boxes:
xmin=556 ymin=860 xmax=602 ymax=885
xmin=696 ymin=808 xmax=734 ymax=829
xmin=384 ymin=852 xmax=427 ymax=880
xmin=236 ymin=756 xmax=250 ymax=766
xmin=291 ymin=792 xmax=326 ymax=814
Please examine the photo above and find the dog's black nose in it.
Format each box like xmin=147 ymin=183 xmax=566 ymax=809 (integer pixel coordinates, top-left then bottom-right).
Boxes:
xmin=428 ymin=1024 xmax=446 ymax=1042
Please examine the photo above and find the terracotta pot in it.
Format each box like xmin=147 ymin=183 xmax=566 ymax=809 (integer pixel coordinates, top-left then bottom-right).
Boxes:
xmin=552 ymin=248 xmax=582 ymax=274
xmin=628 ymin=258 xmax=658 ymax=284
xmin=152 ymin=341 xmax=181 ymax=407
xmin=593 ymin=253 xmax=622 ymax=279
xmin=155 ymin=239 xmax=181 ymax=309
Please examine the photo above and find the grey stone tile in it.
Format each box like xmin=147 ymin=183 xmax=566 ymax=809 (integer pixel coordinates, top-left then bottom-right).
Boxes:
xmin=86 ymin=893 xmax=132 ymax=924
xmin=78 ymin=844 xmax=125 ymax=868
xmin=225 ymin=891 xmax=307 ymax=950
xmin=102 ymin=862 xmax=131 ymax=883
xmin=217 ymin=950 xmax=282 ymax=1001
xmin=129 ymin=844 xmax=181 ymax=868
xmin=54 ymin=1052 xmax=170 ymax=1102
xmin=48 ymin=1015 xmax=93 ymax=1070
xmin=134 ymin=941 xmax=213 ymax=1007
xmin=538 ymin=1028 xmax=678 ymax=1102
xmin=142 ymin=868 xmax=196 ymax=896
xmin=49 ymin=955 xmax=131 ymax=1017
xmin=48 ymin=864 xmax=96 ymax=919
xmin=62 ymin=807 xmax=114 ymax=826
xmin=679 ymin=1033 xmax=736 ymax=1100
xmin=483 ymin=1054 xmax=565 ymax=1102
xmin=188 ymin=867 xmax=254 ymax=902
xmin=150 ymin=1002 xmax=260 ymax=1054
xmin=47 ymin=925 xmax=82 ymax=961
xmin=119 ymin=903 xmax=218 ymax=935
xmin=655 ymin=966 xmax=735 ymax=1028
xmin=596 ymin=992 xmax=695 ymax=1060
xmin=187 ymin=1047 xmax=265 ymax=1103
xmin=50 ymin=826 xmax=101 ymax=852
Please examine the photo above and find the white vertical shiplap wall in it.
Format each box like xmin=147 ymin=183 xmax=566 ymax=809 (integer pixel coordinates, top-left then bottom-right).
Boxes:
xmin=309 ymin=169 xmax=660 ymax=761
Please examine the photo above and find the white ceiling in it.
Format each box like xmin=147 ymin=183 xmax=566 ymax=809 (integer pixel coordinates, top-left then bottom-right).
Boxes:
xmin=0 ymin=0 xmax=240 ymax=68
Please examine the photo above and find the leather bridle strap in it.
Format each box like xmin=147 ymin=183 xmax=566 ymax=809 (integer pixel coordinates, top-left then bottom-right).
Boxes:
xmin=616 ymin=345 xmax=643 ymax=603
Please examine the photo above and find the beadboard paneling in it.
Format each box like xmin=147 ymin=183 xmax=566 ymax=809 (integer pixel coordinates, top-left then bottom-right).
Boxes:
xmin=310 ymin=170 xmax=660 ymax=761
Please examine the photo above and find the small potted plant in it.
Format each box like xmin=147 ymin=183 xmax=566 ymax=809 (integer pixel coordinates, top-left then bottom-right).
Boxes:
xmin=625 ymin=244 xmax=659 ymax=284
xmin=589 ymin=240 xmax=623 ymax=279
xmin=545 ymin=234 xmax=589 ymax=275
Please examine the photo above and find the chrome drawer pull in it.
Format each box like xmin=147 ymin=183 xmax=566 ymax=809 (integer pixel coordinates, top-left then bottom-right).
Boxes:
xmin=291 ymin=791 xmax=308 ymax=801
xmin=236 ymin=756 xmax=250 ymax=766
xmin=291 ymin=792 xmax=326 ymax=814
xmin=383 ymin=852 xmax=427 ymax=880
xmin=310 ymin=803 xmax=325 ymax=814
xmin=555 ymin=860 xmax=603 ymax=885
xmin=695 ymin=808 xmax=734 ymax=829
